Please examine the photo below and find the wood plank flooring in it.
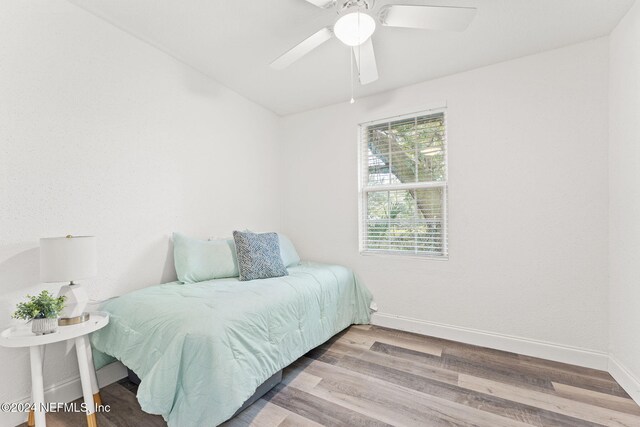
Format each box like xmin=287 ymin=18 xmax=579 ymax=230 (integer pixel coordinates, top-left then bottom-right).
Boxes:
xmin=18 ymin=325 xmax=640 ymax=427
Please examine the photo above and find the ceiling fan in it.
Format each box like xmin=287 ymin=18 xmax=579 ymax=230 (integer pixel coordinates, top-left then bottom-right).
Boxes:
xmin=270 ymin=1 xmax=477 ymax=85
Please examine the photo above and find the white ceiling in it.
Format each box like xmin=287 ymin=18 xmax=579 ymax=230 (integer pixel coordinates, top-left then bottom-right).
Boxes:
xmin=68 ymin=0 xmax=634 ymax=116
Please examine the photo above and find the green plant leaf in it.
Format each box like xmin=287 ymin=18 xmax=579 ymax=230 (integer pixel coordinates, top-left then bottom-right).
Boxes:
xmin=12 ymin=290 xmax=66 ymax=320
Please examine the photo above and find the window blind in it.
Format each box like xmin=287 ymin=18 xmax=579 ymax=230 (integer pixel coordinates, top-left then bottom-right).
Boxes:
xmin=359 ymin=110 xmax=448 ymax=257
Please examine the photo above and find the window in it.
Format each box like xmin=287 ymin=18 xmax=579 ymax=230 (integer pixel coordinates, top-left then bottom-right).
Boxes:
xmin=359 ymin=110 xmax=448 ymax=258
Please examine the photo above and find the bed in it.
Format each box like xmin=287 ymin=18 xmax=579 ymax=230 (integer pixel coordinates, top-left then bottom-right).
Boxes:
xmin=90 ymin=261 xmax=373 ymax=427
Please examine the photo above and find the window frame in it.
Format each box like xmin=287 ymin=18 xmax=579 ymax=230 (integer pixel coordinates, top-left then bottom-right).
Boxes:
xmin=357 ymin=108 xmax=449 ymax=260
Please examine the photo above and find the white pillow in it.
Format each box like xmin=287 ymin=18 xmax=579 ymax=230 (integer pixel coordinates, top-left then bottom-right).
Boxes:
xmin=277 ymin=233 xmax=301 ymax=268
xmin=209 ymin=232 xmax=300 ymax=268
xmin=173 ymin=233 xmax=238 ymax=283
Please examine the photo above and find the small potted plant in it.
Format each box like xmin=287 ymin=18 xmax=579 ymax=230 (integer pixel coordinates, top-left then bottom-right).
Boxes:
xmin=13 ymin=291 xmax=65 ymax=335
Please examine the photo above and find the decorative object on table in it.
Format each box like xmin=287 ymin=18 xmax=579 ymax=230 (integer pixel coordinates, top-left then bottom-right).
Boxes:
xmin=40 ymin=235 xmax=97 ymax=326
xmin=12 ymin=290 xmax=65 ymax=335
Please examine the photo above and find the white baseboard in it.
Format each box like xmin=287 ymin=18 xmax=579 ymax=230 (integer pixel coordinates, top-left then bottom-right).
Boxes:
xmin=2 ymin=361 xmax=127 ymax=427
xmin=371 ymin=312 xmax=609 ymax=371
xmin=609 ymin=355 xmax=640 ymax=405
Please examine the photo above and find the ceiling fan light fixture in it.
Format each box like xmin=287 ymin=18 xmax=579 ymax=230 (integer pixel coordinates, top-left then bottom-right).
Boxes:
xmin=333 ymin=12 xmax=376 ymax=46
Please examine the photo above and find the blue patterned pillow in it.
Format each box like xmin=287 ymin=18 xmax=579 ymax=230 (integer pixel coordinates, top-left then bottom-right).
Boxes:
xmin=233 ymin=231 xmax=288 ymax=281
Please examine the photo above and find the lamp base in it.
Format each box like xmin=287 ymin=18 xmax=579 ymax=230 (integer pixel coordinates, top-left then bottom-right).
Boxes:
xmin=57 ymin=282 xmax=89 ymax=322
xmin=58 ymin=312 xmax=90 ymax=326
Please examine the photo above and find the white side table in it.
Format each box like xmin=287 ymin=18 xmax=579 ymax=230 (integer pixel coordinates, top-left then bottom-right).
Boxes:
xmin=0 ymin=312 xmax=109 ymax=427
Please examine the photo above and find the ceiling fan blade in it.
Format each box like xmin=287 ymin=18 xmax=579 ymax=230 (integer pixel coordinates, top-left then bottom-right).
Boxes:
xmin=353 ymin=38 xmax=378 ymax=85
xmin=270 ymin=27 xmax=333 ymax=70
xmin=303 ymin=0 xmax=335 ymax=8
xmin=379 ymin=5 xmax=477 ymax=31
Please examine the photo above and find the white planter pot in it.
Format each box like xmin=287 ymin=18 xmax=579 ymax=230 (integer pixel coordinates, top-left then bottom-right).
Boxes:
xmin=32 ymin=318 xmax=58 ymax=335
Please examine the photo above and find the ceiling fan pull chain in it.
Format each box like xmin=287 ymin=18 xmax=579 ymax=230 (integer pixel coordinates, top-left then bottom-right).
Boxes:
xmin=352 ymin=7 xmax=358 ymax=105
xmin=350 ymin=47 xmax=355 ymax=104
xmin=348 ymin=3 xmax=360 ymax=105
xmin=358 ymin=4 xmax=362 ymax=80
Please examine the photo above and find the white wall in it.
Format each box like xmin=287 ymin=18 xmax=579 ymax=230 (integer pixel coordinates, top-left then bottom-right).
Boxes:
xmin=609 ymin=0 xmax=640 ymax=401
xmin=0 ymin=1 xmax=281 ymax=423
xmin=281 ymin=38 xmax=610 ymax=357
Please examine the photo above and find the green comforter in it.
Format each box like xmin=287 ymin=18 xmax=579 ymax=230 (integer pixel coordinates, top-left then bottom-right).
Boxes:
xmin=90 ymin=262 xmax=372 ymax=426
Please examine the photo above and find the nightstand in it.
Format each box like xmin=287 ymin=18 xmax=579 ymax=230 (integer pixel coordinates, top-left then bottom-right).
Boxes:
xmin=0 ymin=311 xmax=109 ymax=427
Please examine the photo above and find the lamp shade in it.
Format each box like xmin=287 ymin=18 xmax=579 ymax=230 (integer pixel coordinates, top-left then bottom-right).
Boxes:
xmin=40 ymin=236 xmax=97 ymax=283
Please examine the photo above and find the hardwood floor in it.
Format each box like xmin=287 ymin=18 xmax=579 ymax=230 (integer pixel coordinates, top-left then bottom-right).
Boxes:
xmin=19 ymin=325 xmax=640 ymax=427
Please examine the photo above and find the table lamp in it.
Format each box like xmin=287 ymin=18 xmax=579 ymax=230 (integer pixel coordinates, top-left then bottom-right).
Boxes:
xmin=40 ymin=235 xmax=97 ymax=325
